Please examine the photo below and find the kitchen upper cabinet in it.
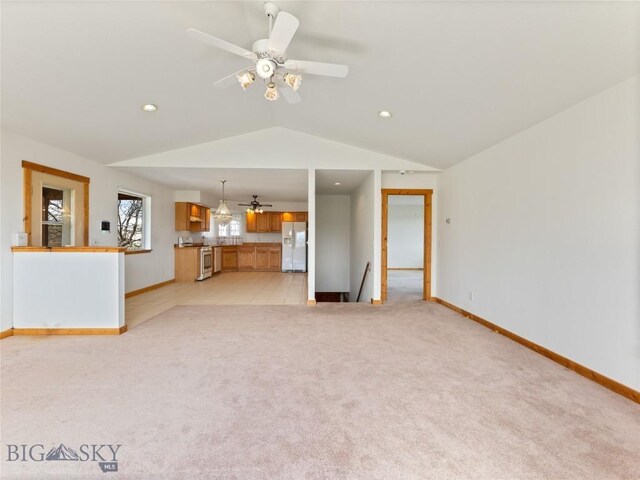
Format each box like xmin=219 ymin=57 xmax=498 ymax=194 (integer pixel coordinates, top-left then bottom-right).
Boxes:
xmin=256 ymin=213 xmax=270 ymax=232
xmin=281 ymin=212 xmax=294 ymax=222
xmin=175 ymin=202 xmax=210 ymax=232
xmin=246 ymin=212 xmax=257 ymax=233
xmin=282 ymin=212 xmax=307 ymax=223
xmin=269 ymin=212 xmax=282 ymax=232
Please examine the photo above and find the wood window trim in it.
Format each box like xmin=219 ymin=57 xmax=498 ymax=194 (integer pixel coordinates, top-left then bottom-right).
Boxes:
xmin=22 ymin=161 xmax=90 ymax=246
xmin=124 ymin=249 xmax=153 ymax=255
xmin=381 ymin=189 xmax=433 ymax=303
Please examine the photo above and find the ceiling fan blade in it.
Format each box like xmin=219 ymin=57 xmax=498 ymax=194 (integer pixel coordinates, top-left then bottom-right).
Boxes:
xmin=284 ymin=59 xmax=348 ymax=78
xmin=186 ymin=28 xmax=257 ymax=61
xmin=237 ymin=203 xmax=252 ymax=206
xmin=278 ymin=81 xmax=302 ymax=104
xmin=261 ymin=204 xmax=273 ymax=207
xmin=213 ymin=68 xmax=251 ymax=88
xmin=268 ymin=11 xmax=299 ymax=54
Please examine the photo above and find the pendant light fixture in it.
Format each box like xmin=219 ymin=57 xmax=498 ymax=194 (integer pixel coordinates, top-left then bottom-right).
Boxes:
xmin=213 ymin=180 xmax=233 ymax=226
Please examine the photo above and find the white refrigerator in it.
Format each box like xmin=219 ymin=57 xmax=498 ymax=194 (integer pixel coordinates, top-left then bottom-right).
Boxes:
xmin=282 ymin=221 xmax=307 ymax=272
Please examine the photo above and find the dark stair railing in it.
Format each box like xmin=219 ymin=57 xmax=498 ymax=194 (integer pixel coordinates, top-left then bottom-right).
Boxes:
xmin=356 ymin=261 xmax=371 ymax=303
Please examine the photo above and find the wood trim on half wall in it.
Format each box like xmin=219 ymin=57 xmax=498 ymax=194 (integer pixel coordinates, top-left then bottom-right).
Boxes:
xmin=381 ymin=189 xmax=433 ymax=302
xmin=433 ymin=297 xmax=640 ymax=404
xmin=125 ymin=279 xmax=175 ymax=299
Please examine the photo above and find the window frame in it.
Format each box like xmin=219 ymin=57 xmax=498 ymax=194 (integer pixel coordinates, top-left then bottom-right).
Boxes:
xmin=117 ymin=189 xmax=151 ymax=251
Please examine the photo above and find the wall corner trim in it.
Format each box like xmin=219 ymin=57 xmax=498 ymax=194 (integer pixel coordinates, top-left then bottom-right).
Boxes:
xmin=371 ymin=299 xmax=383 ymax=305
xmin=306 ymin=299 xmax=317 ymax=306
xmin=432 ymin=297 xmax=639 ymax=404
xmin=0 ymin=329 xmax=14 ymax=339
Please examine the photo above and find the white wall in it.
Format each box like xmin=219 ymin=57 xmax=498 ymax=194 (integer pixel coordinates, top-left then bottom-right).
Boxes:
xmin=349 ymin=172 xmax=375 ymax=302
xmin=437 ymin=75 xmax=640 ymax=390
xmin=0 ymin=130 xmax=175 ymax=330
xmin=316 ymin=195 xmax=350 ymax=292
xmin=388 ymin=203 xmax=424 ymax=268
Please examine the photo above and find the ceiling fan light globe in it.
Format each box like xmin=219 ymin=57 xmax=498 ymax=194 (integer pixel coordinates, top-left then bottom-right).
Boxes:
xmin=284 ymin=73 xmax=302 ymax=91
xmin=237 ymin=71 xmax=255 ymax=90
xmin=264 ymin=82 xmax=279 ymax=101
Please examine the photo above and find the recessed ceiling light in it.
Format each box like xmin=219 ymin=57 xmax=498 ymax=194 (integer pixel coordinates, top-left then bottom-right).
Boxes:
xmin=378 ymin=110 xmax=392 ymax=118
xmin=333 ymin=182 xmax=341 ymax=186
xmin=141 ymin=104 xmax=158 ymax=112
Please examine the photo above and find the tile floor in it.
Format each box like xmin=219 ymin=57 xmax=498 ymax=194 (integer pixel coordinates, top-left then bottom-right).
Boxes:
xmin=126 ymin=272 xmax=307 ymax=329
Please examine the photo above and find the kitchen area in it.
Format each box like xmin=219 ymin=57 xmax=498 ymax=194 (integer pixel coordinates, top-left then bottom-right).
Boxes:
xmin=173 ymin=200 xmax=308 ymax=283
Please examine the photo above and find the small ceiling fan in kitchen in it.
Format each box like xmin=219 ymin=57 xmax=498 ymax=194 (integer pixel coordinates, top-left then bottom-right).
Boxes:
xmin=238 ymin=195 xmax=272 ymax=214
xmin=186 ymin=1 xmax=349 ymax=103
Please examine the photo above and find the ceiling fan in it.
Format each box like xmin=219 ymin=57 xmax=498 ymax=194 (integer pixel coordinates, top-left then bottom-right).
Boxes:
xmin=186 ymin=1 xmax=349 ymax=104
xmin=238 ymin=195 xmax=273 ymax=213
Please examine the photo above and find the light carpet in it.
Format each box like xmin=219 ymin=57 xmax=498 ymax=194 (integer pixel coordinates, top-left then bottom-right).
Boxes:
xmin=1 ymin=302 xmax=639 ymax=479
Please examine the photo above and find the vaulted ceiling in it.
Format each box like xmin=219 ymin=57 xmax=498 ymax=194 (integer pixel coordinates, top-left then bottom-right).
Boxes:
xmin=2 ymin=1 xmax=638 ymax=170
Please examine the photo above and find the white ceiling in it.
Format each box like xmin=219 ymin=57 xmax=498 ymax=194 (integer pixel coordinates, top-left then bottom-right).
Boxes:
xmin=2 ymin=1 xmax=639 ymax=170
xmin=316 ymin=169 xmax=371 ymax=195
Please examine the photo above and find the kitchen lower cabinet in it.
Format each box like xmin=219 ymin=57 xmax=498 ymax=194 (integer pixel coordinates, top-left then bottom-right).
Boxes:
xmin=221 ymin=246 xmax=238 ymax=271
xmin=237 ymin=245 xmax=256 ymax=269
xmin=234 ymin=243 xmax=281 ymax=272
xmin=268 ymin=244 xmax=281 ymax=270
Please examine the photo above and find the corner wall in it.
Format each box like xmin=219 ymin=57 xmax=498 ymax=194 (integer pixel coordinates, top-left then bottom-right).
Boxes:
xmin=350 ymin=172 xmax=375 ymax=301
xmin=0 ymin=130 xmax=176 ymax=330
xmin=437 ymin=75 xmax=640 ymax=390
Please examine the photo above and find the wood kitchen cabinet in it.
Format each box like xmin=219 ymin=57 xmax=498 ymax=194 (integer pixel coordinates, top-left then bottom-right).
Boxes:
xmin=221 ymin=246 xmax=238 ymax=271
xmin=269 ymin=212 xmax=282 ymax=232
xmin=237 ymin=245 xmax=256 ymax=269
xmin=174 ymin=247 xmax=199 ymax=281
xmin=255 ymin=245 xmax=269 ymax=269
xmin=268 ymin=244 xmax=281 ymax=270
xmin=235 ymin=243 xmax=281 ymax=271
xmin=245 ymin=212 xmax=257 ymax=232
xmin=256 ymin=213 xmax=270 ymax=232
xmin=175 ymin=202 xmax=210 ymax=232
xmin=282 ymin=212 xmax=307 ymax=223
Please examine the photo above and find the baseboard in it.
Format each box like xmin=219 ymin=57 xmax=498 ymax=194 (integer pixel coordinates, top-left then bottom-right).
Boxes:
xmin=0 ymin=328 xmax=13 ymax=339
xmin=12 ymin=326 xmax=127 ymax=336
xmin=306 ymin=299 xmax=317 ymax=306
xmin=370 ymin=299 xmax=383 ymax=305
xmin=125 ymin=279 xmax=174 ymax=299
xmin=433 ymin=297 xmax=639 ymax=404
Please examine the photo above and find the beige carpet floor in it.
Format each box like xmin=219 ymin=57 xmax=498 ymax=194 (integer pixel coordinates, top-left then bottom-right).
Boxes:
xmin=1 ymin=302 xmax=639 ymax=479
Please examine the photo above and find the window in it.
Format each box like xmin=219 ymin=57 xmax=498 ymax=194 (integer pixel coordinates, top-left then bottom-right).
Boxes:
xmin=41 ymin=186 xmax=71 ymax=247
xmin=22 ymin=161 xmax=89 ymax=247
xmin=117 ymin=191 xmax=148 ymax=250
xmin=215 ymin=213 xmax=242 ymax=237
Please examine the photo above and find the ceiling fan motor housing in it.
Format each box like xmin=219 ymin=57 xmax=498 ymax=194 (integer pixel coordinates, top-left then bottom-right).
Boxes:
xmin=256 ymin=58 xmax=277 ymax=79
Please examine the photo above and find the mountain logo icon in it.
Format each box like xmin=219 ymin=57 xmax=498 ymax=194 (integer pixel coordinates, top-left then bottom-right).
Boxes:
xmin=45 ymin=443 xmax=79 ymax=461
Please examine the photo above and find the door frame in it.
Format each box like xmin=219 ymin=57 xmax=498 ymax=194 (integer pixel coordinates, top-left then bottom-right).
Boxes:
xmin=381 ymin=189 xmax=433 ymax=302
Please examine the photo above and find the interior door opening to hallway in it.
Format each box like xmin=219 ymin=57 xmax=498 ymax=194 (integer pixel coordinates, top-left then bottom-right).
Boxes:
xmin=381 ymin=189 xmax=432 ymax=302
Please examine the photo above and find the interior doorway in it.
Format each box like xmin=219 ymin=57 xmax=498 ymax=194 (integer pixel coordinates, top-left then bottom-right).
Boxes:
xmin=381 ymin=189 xmax=432 ymax=302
